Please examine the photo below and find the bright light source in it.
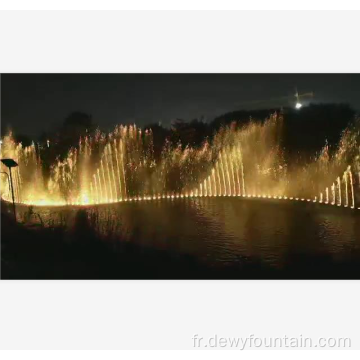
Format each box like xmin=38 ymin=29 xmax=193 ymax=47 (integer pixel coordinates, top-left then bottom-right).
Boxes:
xmin=295 ymin=102 xmax=302 ymax=109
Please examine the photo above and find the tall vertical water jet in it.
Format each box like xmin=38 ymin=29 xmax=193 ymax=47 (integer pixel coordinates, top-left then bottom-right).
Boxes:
xmin=207 ymin=176 xmax=212 ymax=197
xmin=120 ymin=138 xmax=127 ymax=199
xmin=108 ymin=144 xmax=118 ymax=201
xmin=325 ymin=187 xmax=329 ymax=204
xmin=337 ymin=176 xmax=342 ymax=206
xmin=344 ymin=171 xmax=349 ymax=207
xmin=100 ymin=160 xmax=108 ymax=203
xmin=212 ymin=169 xmax=217 ymax=197
xmin=93 ymin=174 xmax=99 ymax=204
xmin=219 ymin=153 xmax=227 ymax=196
xmin=224 ymin=151 xmax=232 ymax=196
xmin=348 ymin=167 xmax=355 ymax=208
xmin=331 ymin=183 xmax=336 ymax=205
xmin=216 ymin=163 xmax=222 ymax=196
xmin=105 ymin=146 xmax=114 ymax=201
xmin=238 ymin=145 xmax=246 ymax=196
xmin=114 ymin=139 xmax=123 ymax=201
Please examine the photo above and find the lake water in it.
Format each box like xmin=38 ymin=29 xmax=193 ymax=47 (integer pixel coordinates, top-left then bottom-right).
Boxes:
xmin=16 ymin=197 xmax=360 ymax=270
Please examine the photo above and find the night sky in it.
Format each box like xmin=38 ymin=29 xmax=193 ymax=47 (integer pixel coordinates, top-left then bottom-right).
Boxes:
xmin=1 ymin=74 xmax=360 ymax=138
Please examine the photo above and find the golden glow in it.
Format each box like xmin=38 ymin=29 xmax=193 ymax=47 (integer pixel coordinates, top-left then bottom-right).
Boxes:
xmin=1 ymin=114 xmax=359 ymax=212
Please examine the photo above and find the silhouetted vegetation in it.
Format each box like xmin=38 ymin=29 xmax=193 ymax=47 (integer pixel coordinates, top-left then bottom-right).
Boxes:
xmin=37 ymin=111 xmax=94 ymax=179
xmin=10 ymin=103 xmax=356 ymax=172
xmin=283 ymin=103 xmax=356 ymax=159
xmin=212 ymin=108 xmax=279 ymax=130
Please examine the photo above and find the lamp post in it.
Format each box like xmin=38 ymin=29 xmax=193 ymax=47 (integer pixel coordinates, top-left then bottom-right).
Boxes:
xmin=1 ymin=158 xmax=19 ymax=221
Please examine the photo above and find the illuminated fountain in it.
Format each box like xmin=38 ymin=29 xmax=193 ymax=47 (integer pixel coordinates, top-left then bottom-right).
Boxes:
xmin=1 ymin=112 xmax=359 ymax=210
xmin=0 ymin=133 xmax=46 ymax=204
xmin=193 ymin=145 xmax=246 ymax=198
xmin=318 ymin=168 xmax=357 ymax=209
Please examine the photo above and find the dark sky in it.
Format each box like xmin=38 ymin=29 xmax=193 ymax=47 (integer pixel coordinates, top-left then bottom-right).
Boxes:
xmin=1 ymin=74 xmax=360 ymax=138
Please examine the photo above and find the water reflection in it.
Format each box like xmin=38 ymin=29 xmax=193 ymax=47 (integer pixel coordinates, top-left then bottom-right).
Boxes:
xmin=17 ymin=198 xmax=360 ymax=269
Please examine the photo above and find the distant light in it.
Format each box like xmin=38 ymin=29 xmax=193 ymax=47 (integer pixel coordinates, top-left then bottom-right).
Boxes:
xmin=295 ymin=102 xmax=302 ymax=109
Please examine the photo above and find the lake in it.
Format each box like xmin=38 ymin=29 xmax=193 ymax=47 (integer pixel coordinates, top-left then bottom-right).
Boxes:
xmin=16 ymin=197 xmax=360 ymax=274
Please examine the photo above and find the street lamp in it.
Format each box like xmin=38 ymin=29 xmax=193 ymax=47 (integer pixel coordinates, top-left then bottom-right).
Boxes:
xmin=1 ymin=158 xmax=19 ymax=221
